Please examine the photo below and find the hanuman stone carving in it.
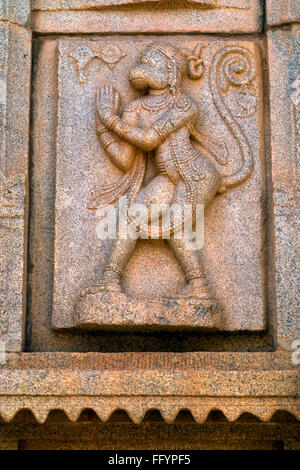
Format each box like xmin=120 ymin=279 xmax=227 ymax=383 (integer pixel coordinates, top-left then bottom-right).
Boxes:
xmin=80 ymin=42 xmax=255 ymax=315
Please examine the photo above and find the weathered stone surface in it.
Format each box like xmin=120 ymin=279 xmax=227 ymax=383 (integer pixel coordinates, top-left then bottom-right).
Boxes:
xmin=0 ymin=352 xmax=298 ymax=425
xmin=73 ymin=291 xmax=222 ymax=330
xmin=33 ymin=0 xmax=251 ymax=8
xmin=284 ymin=439 xmax=300 ymax=450
xmin=50 ymin=37 xmax=266 ymax=332
xmin=0 ymin=22 xmax=31 ymax=352
xmin=30 ymin=39 xmax=116 ymax=352
xmin=267 ymin=0 xmax=300 ymax=27
xmin=0 ymin=0 xmax=31 ymax=27
xmin=1 ymin=0 xmax=299 ymax=452
xmin=2 ymin=350 xmax=296 ymax=370
xmin=32 ymin=0 xmax=263 ymax=34
xmin=267 ymin=26 xmax=300 ymax=348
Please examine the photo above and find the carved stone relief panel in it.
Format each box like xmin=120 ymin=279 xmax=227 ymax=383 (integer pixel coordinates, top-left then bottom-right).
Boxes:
xmin=37 ymin=36 xmax=267 ymax=334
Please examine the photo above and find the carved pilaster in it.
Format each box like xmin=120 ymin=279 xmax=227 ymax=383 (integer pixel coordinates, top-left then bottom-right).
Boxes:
xmin=0 ymin=1 xmax=31 ymax=351
xmin=267 ymin=26 xmax=300 ymax=349
xmin=267 ymin=0 xmax=300 ymax=27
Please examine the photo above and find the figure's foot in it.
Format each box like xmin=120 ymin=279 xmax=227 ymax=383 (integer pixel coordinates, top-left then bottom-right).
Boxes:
xmin=80 ymin=270 xmax=122 ymax=297
xmin=170 ymin=277 xmax=214 ymax=301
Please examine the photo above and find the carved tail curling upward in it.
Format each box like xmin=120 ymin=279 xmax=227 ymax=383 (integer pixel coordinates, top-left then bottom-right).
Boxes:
xmin=209 ymin=46 xmax=255 ymax=194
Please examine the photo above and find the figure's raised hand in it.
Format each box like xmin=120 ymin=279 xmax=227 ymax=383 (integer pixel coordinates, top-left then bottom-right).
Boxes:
xmin=96 ymin=85 xmax=121 ymax=123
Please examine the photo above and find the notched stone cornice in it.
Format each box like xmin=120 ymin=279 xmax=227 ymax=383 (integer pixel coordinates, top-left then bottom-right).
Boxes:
xmin=0 ymin=353 xmax=298 ymax=424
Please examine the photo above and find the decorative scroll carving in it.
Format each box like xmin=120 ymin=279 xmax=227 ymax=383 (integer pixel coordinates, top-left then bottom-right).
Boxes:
xmin=74 ymin=42 xmax=256 ymax=328
xmin=70 ymin=42 xmax=126 ymax=84
xmin=209 ymin=46 xmax=256 ymax=192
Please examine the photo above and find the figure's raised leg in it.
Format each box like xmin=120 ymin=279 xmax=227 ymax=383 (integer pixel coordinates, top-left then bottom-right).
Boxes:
xmin=83 ymin=175 xmax=176 ymax=295
xmin=83 ymin=237 xmax=137 ymax=295
xmin=167 ymin=236 xmax=213 ymax=300
xmin=132 ymin=174 xmax=176 ymax=226
xmin=166 ymin=180 xmax=216 ymax=301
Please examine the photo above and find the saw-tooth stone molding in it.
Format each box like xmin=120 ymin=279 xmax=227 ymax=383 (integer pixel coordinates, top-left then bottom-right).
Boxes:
xmin=0 ymin=16 xmax=31 ymax=352
xmin=69 ymin=42 xmax=127 ymax=84
xmin=267 ymin=0 xmax=300 ymax=27
xmin=0 ymin=353 xmax=299 ymax=425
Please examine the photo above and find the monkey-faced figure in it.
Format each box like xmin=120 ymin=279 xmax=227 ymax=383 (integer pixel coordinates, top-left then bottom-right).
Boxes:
xmin=86 ymin=42 xmax=243 ymax=302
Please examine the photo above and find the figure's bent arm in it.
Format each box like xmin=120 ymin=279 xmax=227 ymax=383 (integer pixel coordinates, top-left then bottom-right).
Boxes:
xmin=96 ymin=119 xmax=136 ymax=173
xmin=101 ymin=103 xmax=199 ymax=152
xmin=104 ymin=117 xmax=161 ymax=151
